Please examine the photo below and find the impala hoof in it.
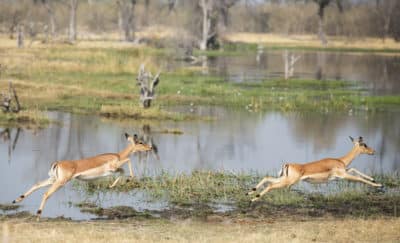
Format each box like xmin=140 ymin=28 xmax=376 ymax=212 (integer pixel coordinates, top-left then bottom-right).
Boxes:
xmin=12 ymin=200 xmax=16 ymax=204
xmin=36 ymin=210 xmax=42 ymax=216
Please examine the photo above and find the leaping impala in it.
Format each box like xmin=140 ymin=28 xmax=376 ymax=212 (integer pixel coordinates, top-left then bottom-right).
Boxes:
xmin=247 ymin=136 xmax=383 ymax=202
xmin=12 ymin=133 xmax=152 ymax=218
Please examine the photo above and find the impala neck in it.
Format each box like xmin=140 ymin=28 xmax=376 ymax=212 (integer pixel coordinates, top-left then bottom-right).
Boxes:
xmin=118 ymin=144 xmax=133 ymax=160
xmin=339 ymin=146 xmax=360 ymax=167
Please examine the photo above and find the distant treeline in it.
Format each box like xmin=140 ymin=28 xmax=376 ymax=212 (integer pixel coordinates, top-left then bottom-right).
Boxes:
xmin=0 ymin=0 xmax=399 ymax=48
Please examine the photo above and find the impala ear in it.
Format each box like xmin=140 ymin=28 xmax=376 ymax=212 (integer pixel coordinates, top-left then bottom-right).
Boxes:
xmin=133 ymin=134 xmax=138 ymax=143
xmin=358 ymin=136 xmax=363 ymax=143
xmin=349 ymin=136 xmax=354 ymax=142
xmin=124 ymin=133 xmax=129 ymax=139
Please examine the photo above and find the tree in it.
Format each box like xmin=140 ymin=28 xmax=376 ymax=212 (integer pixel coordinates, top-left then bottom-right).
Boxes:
xmin=117 ymin=0 xmax=136 ymax=42
xmin=68 ymin=0 xmax=78 ymax=42
xmin=216 ymin=0 xmax=239 ymax=32
xmin=198 ymin=0 xmax=239 ymax=50
xmin=312 ymin=0 xmax=343 ymax=46
xmin=375 ymin=0 xmax=396 ymax=42
xmin=42 ymin=0 xmax=56 ymax=41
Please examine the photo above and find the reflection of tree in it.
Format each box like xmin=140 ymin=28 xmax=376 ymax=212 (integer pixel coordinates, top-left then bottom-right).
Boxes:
xmin=137 ymin=124 xmax=159 ymax=163
xmin=315 ymin=51 xmax=325 ymax=80
xmin=0 ymin=127 xmax=21 ymax=163
xmin=60 ymin=113 xmax=85 ymax=160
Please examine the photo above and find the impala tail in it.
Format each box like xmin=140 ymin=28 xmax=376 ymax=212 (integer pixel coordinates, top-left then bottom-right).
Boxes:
xmin=279 ymin=163 xmax=289 ymax=177
xmin=48 ymin=162 xmax=59 ymax=179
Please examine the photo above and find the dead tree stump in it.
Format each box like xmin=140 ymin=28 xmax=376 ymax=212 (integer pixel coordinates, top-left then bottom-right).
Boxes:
xmin=136 ymin=64 xmax=160 ymax=108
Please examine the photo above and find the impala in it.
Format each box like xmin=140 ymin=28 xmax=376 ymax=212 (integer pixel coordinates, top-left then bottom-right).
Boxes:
xmin=247 ymin=136 xmax=383 ymax=202
xmin=12 ymin=133 xmax=152 ymax=218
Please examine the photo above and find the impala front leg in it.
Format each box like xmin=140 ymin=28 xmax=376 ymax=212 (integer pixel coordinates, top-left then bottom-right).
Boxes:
xmin=109 ymin=158 xmax=132 ymax=188
xmin=346 ymin=168 xmax=374 ymax=181
xmin=127 ymin=159 xmax=134 ymax=178
xmin=339 ymin=172 xmax=383 ymax=187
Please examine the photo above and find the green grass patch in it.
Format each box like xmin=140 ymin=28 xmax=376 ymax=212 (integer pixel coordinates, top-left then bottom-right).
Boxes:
xmin=1 ymin=43 xmax=399 ymax=126
xmin=0 ymin=110 xmax=50 ymax=128
xmin=73 ymin=171 xmax=400 ymax=218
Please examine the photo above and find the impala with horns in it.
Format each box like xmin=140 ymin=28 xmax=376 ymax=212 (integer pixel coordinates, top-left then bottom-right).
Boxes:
xmin=247 ymin=136 xmax=383 ymax=202
xmin=12 ymin=133 xmax=152 ymax=218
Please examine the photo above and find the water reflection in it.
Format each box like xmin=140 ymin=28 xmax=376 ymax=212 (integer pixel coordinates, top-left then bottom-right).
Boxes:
xmin=170 ymin=51 xmax=400 ymax=94
xmin=0 ymin=127 xmax=21 ymax=163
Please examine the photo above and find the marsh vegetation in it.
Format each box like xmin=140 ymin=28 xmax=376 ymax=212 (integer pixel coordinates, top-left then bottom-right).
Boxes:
xmin=1 ymin=1 xmax=400 ymax=241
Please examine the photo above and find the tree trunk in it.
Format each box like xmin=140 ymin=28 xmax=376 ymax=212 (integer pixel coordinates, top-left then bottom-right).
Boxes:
xmin=117 ymin=1 xmax=124 ymax=40
xmin=199 ymin=0 xmax=209 ymax=50
xmin=69 ymin=0 xmax=78 ymax=42
xmin=143 ymin=0 xmax=150 ymax=26
xmin=318 ymin=15 xmax=327 ymax=46
xmin=382 ymin=14 xmax=391 ymax=43
xmin=118 ymin=0 xmax=136 ymax=42
xmin=44 ymin=1 xmax=56 ymax=40
xmin=17 ymin=24 xmax=24 ymax=48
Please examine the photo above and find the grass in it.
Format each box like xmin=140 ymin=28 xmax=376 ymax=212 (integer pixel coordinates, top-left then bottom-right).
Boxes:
xmin=1 ymin=36 xmax=400 ymax=127
xmin=1 ymin=217 xmax=400 ymax=242
xmin=222 ymin=32 xmax=400 ymax=53
xmin=72 ymin=171 xmax=400 ymax=219
xmin=0 ymin=109 xmax=50 ymax=128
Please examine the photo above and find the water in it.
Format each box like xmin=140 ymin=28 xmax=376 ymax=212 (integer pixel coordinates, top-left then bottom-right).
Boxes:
xmin=0 ymin=110 xmax=399 ymax=219
xmin=1 ymin=50 xmax=399 ymax=219
xmin=166 ymin=50 xmax=400 ymax=94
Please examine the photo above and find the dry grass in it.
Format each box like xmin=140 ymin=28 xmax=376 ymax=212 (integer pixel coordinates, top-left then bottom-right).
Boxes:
xmin=1 ymin=217 xmax=399 ymax=243
xmin=223 ymin=32 xmax=400 ymax=51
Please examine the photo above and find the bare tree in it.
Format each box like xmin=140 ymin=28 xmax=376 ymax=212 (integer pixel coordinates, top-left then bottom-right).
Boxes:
xmin=17 ymin=24 xmax=24 ymax=48
xmin=283 ymin=50 xmax=301 ymax=80
xmin=375 ymin=0 xmax=396 ymax=42
xmin=68 ymin=0 xmax=78 ymax=42
xmin=42 ymin=0 xmax=56 ymax=41
xmin=136 ymin=64 xmax=160 ymax=108
xmin=216 ymin=0 xmax=239 ymax=32
xmin=199 ymin=0 xmax=213 ymax=50
xmin=198 ymin=0 xmax=239 ymax=50
xmin=117 ymin=0 xmax=136 ymax=42
xmin=312 ymin=0 xmax=343 ymax=46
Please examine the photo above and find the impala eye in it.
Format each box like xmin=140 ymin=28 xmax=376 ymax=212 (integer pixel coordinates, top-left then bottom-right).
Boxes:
xmin=363 ymin=144 xmax=367 ymax=148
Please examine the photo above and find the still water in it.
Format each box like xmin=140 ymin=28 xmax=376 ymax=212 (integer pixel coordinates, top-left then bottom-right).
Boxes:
xmin=0 ymin=109 xmax=399 ymax=219
xmin=1 ymin=50 xmax=399 ymax=219
xmin=166 ymin=50 xmax=400 ymax=94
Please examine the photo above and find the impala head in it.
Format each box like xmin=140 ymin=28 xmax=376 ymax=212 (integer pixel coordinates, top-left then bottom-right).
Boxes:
xmin=349 ymin=136 xmax=375 ymax=155
xmin=125 ymin=132 xmax=152 ymax=153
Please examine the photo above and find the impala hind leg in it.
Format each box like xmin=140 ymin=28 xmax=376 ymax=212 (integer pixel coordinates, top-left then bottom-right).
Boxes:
xmin=346 ymin=168 xmax=374 ymax=181
xmin=247 ymin=176 xmax=280 ymax=195
xmin=13 ymin=177 xmax=55 ymax=204
xmin=36 ymin=181 xmax=66 ymax=219
xmin=251 ymin=178 xmax=298 ymax=202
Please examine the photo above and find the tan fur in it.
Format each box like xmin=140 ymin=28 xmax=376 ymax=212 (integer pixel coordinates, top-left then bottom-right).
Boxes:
xmin=13 ymin=133 xmax=152 ymax=218
xmin=248 ymin=137 xmax=382 ymax=202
